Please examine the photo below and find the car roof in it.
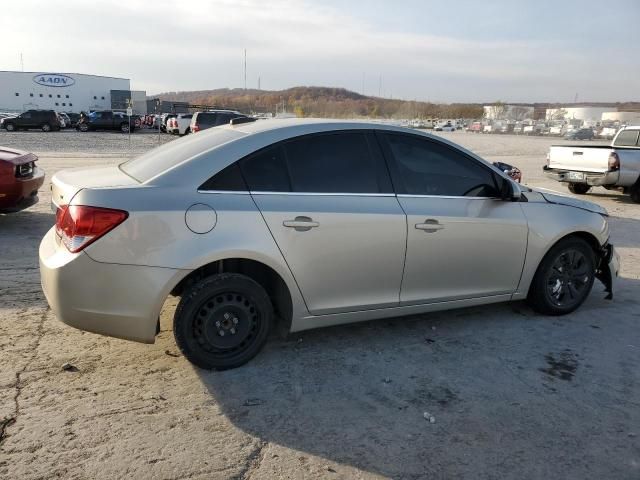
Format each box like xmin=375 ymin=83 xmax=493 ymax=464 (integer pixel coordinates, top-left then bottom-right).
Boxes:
xmin=222 ymin=118 xmax=409 ymax=136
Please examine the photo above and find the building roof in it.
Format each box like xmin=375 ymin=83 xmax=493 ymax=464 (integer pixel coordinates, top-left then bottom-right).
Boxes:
xmin=0 ymin=70 xmax=129 ymax=81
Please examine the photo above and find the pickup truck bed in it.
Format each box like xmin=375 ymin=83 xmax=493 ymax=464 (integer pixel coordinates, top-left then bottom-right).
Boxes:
xmin=543 ymin=126 xmax=640 ymax=202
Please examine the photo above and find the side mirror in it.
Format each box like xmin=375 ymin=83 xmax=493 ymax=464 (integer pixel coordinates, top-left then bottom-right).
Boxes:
xmin=500 ymin=178 xmax=521 ymax=201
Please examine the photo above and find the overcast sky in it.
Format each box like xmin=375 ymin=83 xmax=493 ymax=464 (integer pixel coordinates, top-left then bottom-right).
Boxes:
xmin=1 ymin=0 xmax=638 ymax=103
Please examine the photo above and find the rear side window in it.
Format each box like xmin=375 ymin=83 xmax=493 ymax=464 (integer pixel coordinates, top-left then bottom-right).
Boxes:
xmin=614 ymin=130 xmax=640 ymax=147
xmin=284 ymin=132 xmax=382 ymax=193
xmin=383 ymin=133 xmax=497 ymax=197
xmin=199 ymin=163 xmax=247 ymax=191
xmin=240 ymin=145 xmax=291 ymax=191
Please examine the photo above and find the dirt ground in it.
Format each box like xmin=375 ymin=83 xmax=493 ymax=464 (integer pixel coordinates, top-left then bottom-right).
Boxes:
xmin=1 ymin=131 xmax=638 ymax=480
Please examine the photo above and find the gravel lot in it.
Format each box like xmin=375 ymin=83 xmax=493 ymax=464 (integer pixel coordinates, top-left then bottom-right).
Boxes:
xmin=1 ymin=129 xmax=638 ymax=480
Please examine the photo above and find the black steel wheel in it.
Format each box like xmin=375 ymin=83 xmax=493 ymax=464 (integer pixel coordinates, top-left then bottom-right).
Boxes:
xmin=528 ymin=237 xmax=596 ymax=315
xmin=174 ymin=273 xmax=272 ymax=370
xmin=568 ymin=183 xmax=591 ymax=195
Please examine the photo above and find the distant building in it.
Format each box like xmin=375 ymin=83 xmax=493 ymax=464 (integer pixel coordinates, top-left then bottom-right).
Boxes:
xmin=545 ymin=107 xmax=612 ymax=122
xmin=601 ymin=111 xmax=640 ymax=124
xmin=0 ymin=70 xmax=146 ymax=114
xmin=146 ymin=98 xmax=189 ymax=114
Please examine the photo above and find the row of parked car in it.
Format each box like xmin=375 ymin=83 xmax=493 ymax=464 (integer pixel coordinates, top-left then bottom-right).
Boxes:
xmin=0 ymin=108 xmax=252 ymax=135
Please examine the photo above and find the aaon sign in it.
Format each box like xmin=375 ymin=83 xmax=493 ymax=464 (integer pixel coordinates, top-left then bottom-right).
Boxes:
xmin=32 ymin=73 xmax=76 ymax=88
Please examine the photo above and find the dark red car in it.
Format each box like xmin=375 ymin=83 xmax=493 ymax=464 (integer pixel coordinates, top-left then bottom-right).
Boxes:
xmin=0 ymin=147 xmax=45 ymax=213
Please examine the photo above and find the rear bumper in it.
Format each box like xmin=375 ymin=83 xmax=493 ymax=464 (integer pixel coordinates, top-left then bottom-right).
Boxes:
xmin=0 ymin=167 xmax=45 ymax=212
xmin=39 ymin=227 xmax=185 ymax=344
xmin=543 ymin=166 xmax=619 ymax=186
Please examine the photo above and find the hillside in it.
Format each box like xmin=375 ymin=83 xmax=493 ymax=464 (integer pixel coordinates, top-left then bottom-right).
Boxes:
xmin=154 ymin=86 xmax=484 ymax=119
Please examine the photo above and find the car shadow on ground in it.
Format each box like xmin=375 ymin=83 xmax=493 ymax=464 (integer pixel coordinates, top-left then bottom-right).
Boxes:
xmin=195 ymin=271 xmax=640 ymax=478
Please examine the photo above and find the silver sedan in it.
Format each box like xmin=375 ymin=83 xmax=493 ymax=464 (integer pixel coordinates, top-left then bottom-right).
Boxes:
xmin=40 ymin=119 xmax=619 ymax=369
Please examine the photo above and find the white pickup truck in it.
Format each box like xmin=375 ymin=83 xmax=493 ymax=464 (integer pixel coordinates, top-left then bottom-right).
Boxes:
xmin=543 ymin=126 xmax=640 ymax=203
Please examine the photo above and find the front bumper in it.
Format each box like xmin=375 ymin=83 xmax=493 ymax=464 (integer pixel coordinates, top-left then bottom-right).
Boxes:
xmin=39 ymin=227 xmax=184 ymax=343
xmin=0 ymin=167 xmax=45 ymax=212
xmin=596 ymin=243 xmax=620 ymax=300
xmin=543 ymin=166 xmax=619 ymax=186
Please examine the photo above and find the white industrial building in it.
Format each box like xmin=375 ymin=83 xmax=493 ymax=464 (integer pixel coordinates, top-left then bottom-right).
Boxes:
xmin=545 ymin=106 xmax=612 ymax=122
xmin=0 ymin=71 xmax=146 ymax=114
xmin=602 ymin=111 xmax=640 ymax=124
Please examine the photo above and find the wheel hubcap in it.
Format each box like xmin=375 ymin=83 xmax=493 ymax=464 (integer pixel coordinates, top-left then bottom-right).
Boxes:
xmin=546 ymin=249 xmax=591 ymax=307
xmin=193 ymin=293 xmax=258 ymax=352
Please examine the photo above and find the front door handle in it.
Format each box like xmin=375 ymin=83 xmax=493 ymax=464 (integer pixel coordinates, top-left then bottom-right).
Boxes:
xmin=283 ymin=216 xmax=319 ymax=231
xmin=415 ymin=219 xmax=444 ymax=232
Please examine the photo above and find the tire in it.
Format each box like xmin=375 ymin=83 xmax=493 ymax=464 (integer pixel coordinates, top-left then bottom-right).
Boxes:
xmin=173 ymin=273 xmax=273 ymax=370
xmin=120 ymin=122 xmax=130 ymax=133
xmin=630 ymin=182 xmax=640 ymax=204
xmin=41 ymin=123 xmax=51 ymax=132
xmin=78 ymin=123 xmax=89 ymax=132
xmin=568 ymin=183 xmax=591 ymax=195
xmin=5 ymin=123 xmax=15 ymax=132
xmin=527 ymin=237 xmax=596 ymax=315
xmin=184 ymin=127 xmax=190 ymax=135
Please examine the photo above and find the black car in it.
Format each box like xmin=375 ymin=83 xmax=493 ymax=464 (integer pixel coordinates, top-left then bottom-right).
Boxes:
xmin=565 ymin=128 xmax=594 ymax=140
xmin=1 ymin=110 xmax=61 ymax=132
xmin=191 ymin=110 xmax=248 ymax=133
xmin=77 ymin=111 xmax=136 ymax=133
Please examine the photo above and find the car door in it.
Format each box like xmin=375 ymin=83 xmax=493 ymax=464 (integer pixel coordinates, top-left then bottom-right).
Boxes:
xmin=242 ymin=131 xmax=407 ymax=315
xmin=378 ymin=131 xmax=528 ymax=305
xmin=17 ymin=111 xmax=33 ymax=128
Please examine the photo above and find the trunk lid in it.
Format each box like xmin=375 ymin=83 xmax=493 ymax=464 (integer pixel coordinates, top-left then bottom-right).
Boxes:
xmin=0 ymin=147 xmax=38 ymax=166
xmin=51 ymin=165 xmax=138 ymax=208
xmin=548 ymin=145 xmax=613 ymax=173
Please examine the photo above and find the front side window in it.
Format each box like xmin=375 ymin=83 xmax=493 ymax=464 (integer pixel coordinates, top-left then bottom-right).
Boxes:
xmin=384 ymin=133 xmax=497 ymax=197
xmin=20 ymin=112 xmax=32 ymax=119
xmin=284 ymin=132 xmax=381 ymax=193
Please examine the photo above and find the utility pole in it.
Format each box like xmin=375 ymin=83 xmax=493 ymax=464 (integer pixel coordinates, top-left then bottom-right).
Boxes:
xmin=258 ymin=76 xmax=261 ymax=90
xmin=244 ymin=49 xmax=247 ymax=90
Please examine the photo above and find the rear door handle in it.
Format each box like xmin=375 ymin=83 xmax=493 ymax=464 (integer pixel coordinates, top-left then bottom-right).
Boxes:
xmin=415 ymin=219 xmax=444 ymax=232
xmin=283 ymin=216 xmax=319 ymax=231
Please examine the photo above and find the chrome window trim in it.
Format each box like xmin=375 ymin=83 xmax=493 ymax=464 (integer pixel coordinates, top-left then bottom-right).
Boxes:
xmin=397 ymin=194 xmax=498 ymax=200
xmin=197 ymin=190 xmax=251 ymax=195
xmin=249 ymin=191 xmax=396 ymax=197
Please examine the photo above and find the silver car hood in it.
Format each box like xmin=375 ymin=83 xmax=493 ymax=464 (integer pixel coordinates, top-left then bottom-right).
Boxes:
xmin=524 ymin=186 xmax=608 ymax=216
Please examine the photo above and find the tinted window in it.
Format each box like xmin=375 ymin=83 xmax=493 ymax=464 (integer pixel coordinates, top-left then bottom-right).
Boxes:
xmin=284 ymin=132 xmax=381 ymax=193
xmin=216 ymin=114 xmax=237 ymax=126
xmin=240 ymin=145 xmax=291 ymax=192
xmin=614 ymin=130 xmax=639 ymax=147
xmin=196 ymin=113 xmax=216 ymax=126
xmin=200 ymin=163 xmax=247 ymax=191
xmin=384 ymin=133 xmax=497 ymax=197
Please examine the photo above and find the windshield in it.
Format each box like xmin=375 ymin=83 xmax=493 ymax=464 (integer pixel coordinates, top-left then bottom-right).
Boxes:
xmin=120 ymin=127 xmax=243 ymax=182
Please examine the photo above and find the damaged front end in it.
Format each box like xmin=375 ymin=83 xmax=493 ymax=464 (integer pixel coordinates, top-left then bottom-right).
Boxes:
xmin=595 ymin=243 xmax=620 ymax=300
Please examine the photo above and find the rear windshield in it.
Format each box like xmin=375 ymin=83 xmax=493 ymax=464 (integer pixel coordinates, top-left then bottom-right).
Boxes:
xmin=120 ymin=128 xmax=243 ymax=182
xmin=614 ymin=129 xmax=640 ymax=147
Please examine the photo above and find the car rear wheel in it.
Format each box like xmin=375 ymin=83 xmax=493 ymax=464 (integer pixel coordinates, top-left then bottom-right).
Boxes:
xmin=41 ymin=123 xmax=51 ymax=132
xmin=5 ymin=123 xmax=15 ymax=132
xmin=173 ymin=273 xmax=273 ymax=370
xmin=78 ymin=123 xmax=89 ymax=132
xmin=527 ymin=237 xmax=596 ymax=315
xmin=120 ymin=122 xmax=130 ymax=133
xmin=568 ymin=183 xmax=591 ymax=195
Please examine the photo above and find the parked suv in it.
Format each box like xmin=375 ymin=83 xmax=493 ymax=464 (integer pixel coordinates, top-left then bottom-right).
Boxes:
xmin=190 ymin=110 xmax=248 ymax=133
xmin=77 ymin=110 xmax=136 ymax=133
xmin=2 ymin=110 xmax=61 ymax=132
xmin=40 ymin=120 xmax=619 ymax=370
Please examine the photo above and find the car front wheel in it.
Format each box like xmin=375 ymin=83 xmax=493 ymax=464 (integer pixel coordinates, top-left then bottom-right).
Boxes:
xmin=5 ymin=123 xmax=15 ymax=132
xmin=78 ymin=123 xmax=89 ymax=132
xmin=173 ymin=273 xmax=273 ymax=370
xmin=41 ymin=123 xmax=51 ymax=132
xmin=120 ymin=123 xmax=130 ymax=133
xmin=527 ymin=237 xmax=596 ymax=315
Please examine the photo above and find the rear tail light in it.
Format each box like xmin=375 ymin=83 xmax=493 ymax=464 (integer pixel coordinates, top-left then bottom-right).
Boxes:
xmin=55 ymin=205 xmax=128 ymax=253
xmin=192 ymin=124 xmax=200 ymax=133
xmin=608 ymin=152 xmax=620 ymax=171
